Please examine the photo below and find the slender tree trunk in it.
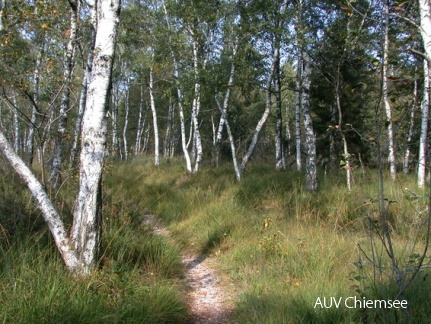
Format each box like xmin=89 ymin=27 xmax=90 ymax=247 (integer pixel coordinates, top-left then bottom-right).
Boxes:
xmin=12 ymin=94 xmax=20 ymax=153
xmin=382 ymin=0 xmax=396 ymax=180
xmin=295 ymin=54 xmax=302 ymax=171
xmin=274 ymin=48 xmax=285 ymax=171
xmin=301 ymin=52 xmax=317 ymax=192
xmin=134 ymin=84 xmax=144 ymax=155
xmin=329 ymin=103 xmax=337 ymax=170
xmin=418 ymin=60 xmax=430 ymax=188
xmin=212 ymin=43 xmax=237 ymax=167
xmin=240 ymin=46 xmax=279 ymax=174
xmin=335 ymin=79 xmax=351 ymax=191
xmin=70 ymin=0 xmax=96 ymax=171
xmin=418 ymin=0 xmax=431 ymax=188
xmin=164 ymin=96 xmax=174 ymax=158
xmin=27 ymin=41 xmax=44 ymax=166
xmin=111 ymin=83 xmax=120 ymax=157
xmin=71 ymin=0 xmax=121 ymax=272
xmin=149 ymin=66 xmax=160 ymax=165
xmin=216 ymin=97 xmax=240 ymax=181
xmin=403 ymin=73 xmax=418 ymax=174
xmin=285 ymin=104 xmax=291 ymax=157
xmin=191 ymin=39 xmax=203 ymax=173
xmin=49 ymin=0 xmax=79 ymax=186
xmin=162 ymin=2 xmax=191 ymax=172
xmin=122 ymin=79 xmax=130 ymax=160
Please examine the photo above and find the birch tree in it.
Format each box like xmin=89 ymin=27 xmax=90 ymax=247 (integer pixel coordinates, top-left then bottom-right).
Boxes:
xmin=162 ymin=1 xmax=192 ymax=172
xmin=301 ymin=51 xmax=317 ymax=192
xmin=382 ymin=0 xmax=396 ymax=180
xmin=0 ymin=0 xmax=121 ymax=274
xmin=403 ymin=72 xmax=418 ymax=174
xmin=418 ymin=59 xmax=429 ymax=188
xmin=240 ymin=0 xmax=289 ymax=174
xmin=149 ymin=62 xmax=160 ymax=165
xmin=418 ymin=0 xmax=431 ymax=188
xmin=70 ymin=0 xmax=96 ymax=171
xmin=49 ymin=0 xmax=80 ymax=186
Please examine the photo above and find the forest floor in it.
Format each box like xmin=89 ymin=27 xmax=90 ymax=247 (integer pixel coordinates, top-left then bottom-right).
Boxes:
xmin=142 ymin=213 xmax=235 ymax=323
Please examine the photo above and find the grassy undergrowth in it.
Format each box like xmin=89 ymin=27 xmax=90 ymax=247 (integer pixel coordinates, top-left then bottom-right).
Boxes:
xmin=0 ymin=162 xmax=188 ymax=323
xmin=106 ymin=157 xmax=431 ymax=323
xmin=1 ymin=156 xmax=431 ymax=323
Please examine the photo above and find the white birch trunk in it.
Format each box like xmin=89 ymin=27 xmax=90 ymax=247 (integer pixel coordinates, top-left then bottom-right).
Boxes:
xmin=12 ymin=95 xmax=20 ymax=153
xmin=301 ymin=52 xmax=317 ymax=192
xmin=274 ymin=54 xmax=285 ymax=171
xmin=383 ymin=0 xmax=396 ymax=180
xmin=111 ymin=82 xmax=120 ymax=157
xmin=71 ymin=0 xmax=121 ymax=272
xmin=164 ymin=97 xmax=174 ymax=158
xmin=70 ymin=0 xmax=96 ymax=171
xmin=216 ymin=97 xmax=240 ymax=181
xmin=240 ymin=46 xmax=278 ymax=174
xmin=191 ymin=39 xmax=203 ymax=174
xmin=50 ymin=0 xmax=79 ymax=186
xmin=403 ymin=74 xmax=418 ymax=174
xmin=419 ymin=0 xmax=431 ymax=62
xmin=149 ymin=66 xmax=160 ymax=166
xmin=295 ymin=55 xmax=302 ymax=171
xmin=0 ymin=131 xmax=81 ymax=271
xmin=212 ymin=43 xmax=237 ymax=167
xmin=336 ymin=84 xmax=351 ymax=191
xmin=162 ymin=2 xmax=191 ymax=172
xmin=418 ymin=0 xmax=431 ymax=188
xmin=134 ymin=84 xmax=145 ymax=155
xmin=418 ymin=60 xmax=430 ymax=188
xmin=122 ymin=79 xmax=130 ymax=160
xmin=27 ymin=42 xmax=44 ymax=166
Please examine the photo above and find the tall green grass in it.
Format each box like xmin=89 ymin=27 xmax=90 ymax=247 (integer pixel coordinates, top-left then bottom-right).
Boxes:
xmin=105 ymin=158 xmax=431 ymax=323
xmin=2 ymin=156 xmax=430 ymax=323
xmin=0 ymin=160 xmax=188 ymax=323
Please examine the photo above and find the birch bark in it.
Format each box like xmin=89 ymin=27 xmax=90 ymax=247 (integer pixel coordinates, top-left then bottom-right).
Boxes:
xmin=122 ymin=78 xmax=130 ymax=160
xmin=0 ymin=131 xmax=81 ymax=271
xmin=403 ymin=74 xmax=418 ymax=174
xmin=382 ymin=0 xmax=396 ymax=180
xmin=418 ymin=0 xmax=431 ymax=188
xmin=49 ymin=0 xmax=79 ymax=186
xmin=301 ymin=52 xmax=317 ymax=192
xmin=71 ymin=0 xmax=121 ymax=271
xmin=295 ymin=57 xmax=302 ymax=171
xmin=149 ymin=66 xmax=160 ymax=165
xmin=212 ymin=42 xmax=237 ymax=167
xmin=191 ymin=38 xmax=203 ymax=173
xmin=162 ymin=2 xmax=192 ymax=172
xmin=70 ymin=0 xmax=96 ymax=171
xmin=134 ymin=84 xmax=145 ymax=155
xmin=274 ymin=50 xmax=285 ymax=171
xmin=27 ymin=43 xmax=44 ymax=166
xmin=216 ymin=97 xmax=240 ymax=181
xmin=240 ymin=47 xmax=278 ymax=174
xmin=418 ymin=60 xmax=429 ymax=188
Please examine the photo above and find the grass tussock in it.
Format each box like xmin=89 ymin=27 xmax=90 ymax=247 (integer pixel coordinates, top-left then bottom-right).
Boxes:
xmin=1 ymin=156 xmax=431 ymax=322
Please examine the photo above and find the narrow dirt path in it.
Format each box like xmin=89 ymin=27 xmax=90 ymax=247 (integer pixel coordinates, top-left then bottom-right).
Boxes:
xmin=142 ymin=214 xmax=234 ymax=324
